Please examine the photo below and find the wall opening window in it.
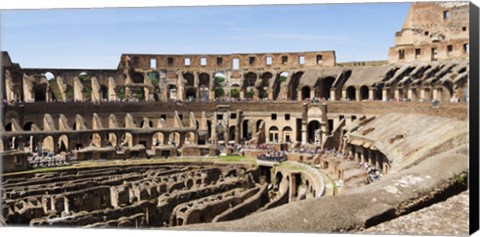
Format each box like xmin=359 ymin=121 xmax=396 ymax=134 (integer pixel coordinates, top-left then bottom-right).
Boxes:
xmin=266 ymin=56 xmax=272 ymax=65
xmin=299 ymin=56 xmax=305 ymax=65
xmin=281 ymin=56 xmax=288 ymax=64
xmin=447 ymin=45 xmax=453 ymax=53
xmin=462 ymin=26 xmax=467 ymax=31
xmin=424 ymin=31 xmax=429 ymax=36
xmin=230 ymin=113 xmax=237 ymax=119
xmin=463 ymin=44 xmax=469 ymax=53
xmin=415 ymin=48 xmax=421 ymax=58
xmin=249 ymin=57 xmax=256 ymax=65
xmin=217 ymin=57 xmax=223 ymax=65
xmin=271 ymin=113 xmax=277 ymax=120
xmin=399 ymin=50 xmax=405 ymax=60
xmin=167 ymin=57 xmax=174 ymax=66
xmin=150 ymin=59 xmax=157 ymax=69
xmin=285 ymin=114 xmax=290 ymax=120
xmin=443 ymin=10 xmax=450 ymax=20
xmin=232 ymin=58 xmax=240 ymax=69
xmin=316 ymin=54 xmax=323 ymax=64
xmin=184 ymin=57 xmax=191 ymax=66
xmin=201 ymin=57 xmax=207 ymax=66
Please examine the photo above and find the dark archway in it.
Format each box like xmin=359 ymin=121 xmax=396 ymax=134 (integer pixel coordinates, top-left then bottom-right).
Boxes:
xmin=346 ymin=86 xmax=356 ymax=101
xmin=199 ymin=73 xmax=210 ymax=87
xmin=242 ymin=120 xmax=251 ymax=140
xmin=301 ymin=86 xmax=311 ymax=100
xmin=186 ymin=88 xmax=196 ymax=100
xmin=360 ymin=86 xmax=369 ymax=100
xmin=183 ymin=73 xmax=194 ymax=87
xmin=245 ymin=72 xmax=257 ymax=87
xmin=307 ymin=120 xmax=321 ymax=144
xmin=317 ymin=77 xmax=335 ymax=99
xmin=131 ymin=72 xmax=144 ymax=84
xmin=289 ymin=72 xmax=304 ymax=100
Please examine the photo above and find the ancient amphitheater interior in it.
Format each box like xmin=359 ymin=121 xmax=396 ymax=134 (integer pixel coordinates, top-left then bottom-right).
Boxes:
xmin=0 ymin=1 xmax=476 ymax=236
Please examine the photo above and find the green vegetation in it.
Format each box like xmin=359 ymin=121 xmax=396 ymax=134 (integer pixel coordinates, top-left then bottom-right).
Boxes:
xmin=217 ymin=155 xmax=256 ymax=163
xmin=276 ymin=162 xmax=306 ymax=172
xmin=230 ymin=88 xmax=240 ymax=98
xmin=79 ymin=74 xmax=90 ymax=82
xmin=280 ymin=75 xmax=287 ymax=83
xmin=118 ymin=88 xmax=125 ymax=100
xmin=246 ymin=88 xmax=255 ymax=98
xmin=215 ymin=87 xmax=225 ymax=97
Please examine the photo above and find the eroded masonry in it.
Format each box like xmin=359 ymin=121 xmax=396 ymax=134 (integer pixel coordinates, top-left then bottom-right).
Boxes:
xmin=0 ymin=2 xmax=471 ymax=234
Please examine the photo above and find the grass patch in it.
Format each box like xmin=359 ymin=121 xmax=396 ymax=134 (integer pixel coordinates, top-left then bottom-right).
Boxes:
xmin=216 ymin=155 xmax=256 ymax=163
xmin=276 ymin=162 xmax=306 ymax=172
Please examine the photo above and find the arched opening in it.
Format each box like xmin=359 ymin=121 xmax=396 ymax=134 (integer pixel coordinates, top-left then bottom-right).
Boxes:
xmin=260 ymin=72 xmax=273 ymax=99
xmin=269 ymin=126 xmax=279 ymax=143
xmin=91 ymin=133 xmax=102 ymax=147
xmin=301 ymin=86 xmax=311 ymax=100
xmin=168 ymin=132 xmax=181 ymax=146
xmin=199 ymin=85 xmax=209 ymax=101
xmin=289 ymin=72 xmax=303 ymax=100
xmin=23 ymin=122 xmax=34 ymax=131
xmin=230 ymin=84 xmax=240 ymax=99
xmin=185 ymin=132 xmax=196 ymax=144
xmin=131 ymin=72 xmax=144 ymax=84
xmin=58 ymin=135 xmax=69 ymax=152
xmin=42 ymin=136 xmax=55 ymax=153
xmin=346 ymin=86 xmax=356 ymax=101
xmin=207 ymin=121 xmax=212 ymax=138
xmin=5 ymin=123 xmax=12 ymax=131
xmin=152 ymin=132 xmax=165 ymax=146
xmin=242 ymin=120 xmax=251 ymax=141
xmin=275 ymin=172 xmax=284 ymax=191
xmin=316 ymin=77 xmax=335 ymax=99
xmin=100 ymin=85 xmax=108 ymax=100
xmin=199 ymin=73 xmax=210 ymax=87
xmin=229 ymin=126 xmax=236 ymax=142
xmin=307 ymin=120 xmax=321 ymax=144
xmin=183 ymin=73 xmax=194 ymax=87
xmin=45 ymin=72 xmax=55 ymax=81
xmin=108 ymin=133 xmax=117 ymax=147
xmin=168 ymin=84 xmax=178 ymax=100
xmin=120 ymin=132 xmax=133 ymax=147
xmin=375 ymin=84 xmax=383 ymax=101
xmin=245 ymin=72 xmax=257 ymax=87
xmin=34 ymin=84 xmax=47 ymax=102
xmin=360 ymin=85 xmax=369 ymax=100
xmin=283 ymin=126 xmax=293 ymax=143
xmin=140 ymin=120 xmax=154 ymax=128
xmin=185 ymin=88 xmax=196 ymax=101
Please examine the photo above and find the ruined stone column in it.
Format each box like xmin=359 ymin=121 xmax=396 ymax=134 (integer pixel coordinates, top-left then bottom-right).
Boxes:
xmin=211 ymin=113 xmax=218 ymax=145
xmin=73 ymin=77 xmax=84 ymax=102
xmin=329 ymin=90 xmax=336 ymax=101
xmin=297 ymin=90 xmax=302 ymax=101
xmin=394 ymin=89 xmax=401 ymax=100
xmin=369 ymin=88 xmax=375 ymax=101
xmin=382 ymin=88 xmax=389 ymax=101
xmin=341 ymin=89 xmax=347 ymax=101
xmin=194 ymin=72 xmax=200 ymax=99
xmin=301 ymin=103 xmax=308 ymax=144
xmin=355 ymin=89 xmax=361 ymax=101
xmin=108 ymin=77 xmax=117 ymax=102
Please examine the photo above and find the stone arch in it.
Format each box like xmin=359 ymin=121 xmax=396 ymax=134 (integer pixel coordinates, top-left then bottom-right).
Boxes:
xmin=168 ymin=132 xmax=181 ymax=146
xmin=283 ymin=126 xmax=293 ymax=143
xmin=199 ymin=73 xmax=210 ymax=87
xmin=244 ymin=72 xmax=257 ymax=87
xmin=269 ymin=126 xmax=279 ymax=142
xmin=168 ymin=84 xmax=178 ymax=100
xmin=316 ymin=77 xmax=335 ymax=99
xmin=242 ymin=119 xmax=251 ymax=140
xmin=120 ymin=132 xmax=133 ymax=147
xmin=153 ymin=132 xmax=165 ymax=146
xmin=131 ymin=72 xmax=144 ymax=84
xmin=307 ymin=120 xmax=321 ymax=144
xmin=289 ymin=71 xmax=304 ymax=100
xmin=346 ymin=86 xmax=356 ymax=101
xmin=183 ymin=72 xmax=194 ymax=87
xmin=34 ymin=84 xmax=47 ymax=102
xmin=108 ymin=132 xmax=117 ymax=147
xmin=91 ymin=132 xmax=102 ymax=147
xmin=301 ymin=86 xmax=311 ymax=100
xmin=185 ymin=131 xmax=197 ymax=145
xmin=186 ymin=88 xmax=197 ymax=101
xmin=58 ymin=134 xmax=69 ymax=152
xmin=360 ymin=85 xmax=369 ymax=100
xmin=42 ymin=135 xmax=55 ymax=152
xmin=229 ymin=126 xmax=236 ymax=142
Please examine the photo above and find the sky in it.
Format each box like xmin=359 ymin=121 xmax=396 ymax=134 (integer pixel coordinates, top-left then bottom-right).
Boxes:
xmin=0 ymin=3 xmax=411 ymax=69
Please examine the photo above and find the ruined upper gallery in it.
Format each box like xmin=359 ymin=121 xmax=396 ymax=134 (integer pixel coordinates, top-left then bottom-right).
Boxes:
xmin=389 ymin=2 xmax=469 ymax=63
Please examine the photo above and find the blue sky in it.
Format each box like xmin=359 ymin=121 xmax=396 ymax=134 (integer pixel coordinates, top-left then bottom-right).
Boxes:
xmin=1 ymin=3 xmax=411 ymax=69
